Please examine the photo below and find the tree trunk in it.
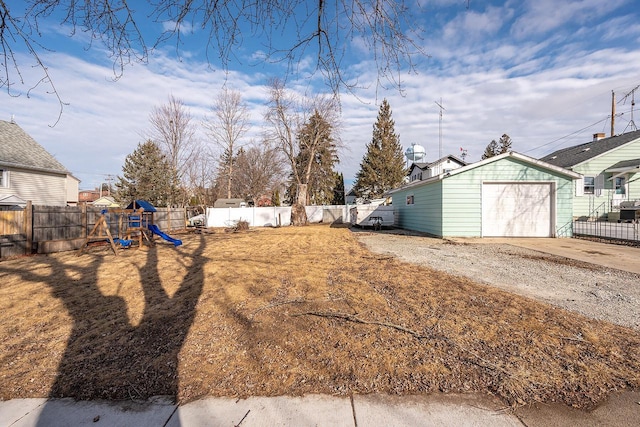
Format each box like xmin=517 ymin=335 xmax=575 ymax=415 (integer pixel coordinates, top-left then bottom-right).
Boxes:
xmin=296 ymin=183 xmax=308 ymax=206
xmin=291 ymin=183 xmax=308 ymax=226
xmin=291 ymin=203 xmax=307 ymax=226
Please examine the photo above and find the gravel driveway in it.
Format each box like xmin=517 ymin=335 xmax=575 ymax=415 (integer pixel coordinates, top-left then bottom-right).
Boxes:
xmin=353 ymin=229 xmax=640 ymax=331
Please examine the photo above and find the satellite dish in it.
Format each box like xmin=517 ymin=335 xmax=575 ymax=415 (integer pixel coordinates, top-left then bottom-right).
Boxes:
xmin=405 ymin=143 xmax=426 ymax=162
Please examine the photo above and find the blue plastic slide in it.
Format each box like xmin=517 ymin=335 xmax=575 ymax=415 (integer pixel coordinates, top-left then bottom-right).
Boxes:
xmin=148 ymin=224 xmax=183 ymax=247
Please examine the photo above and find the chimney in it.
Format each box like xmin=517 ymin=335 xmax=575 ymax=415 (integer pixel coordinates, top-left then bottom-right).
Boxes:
xmin=593 ymin=132 xmax=605 ymax=141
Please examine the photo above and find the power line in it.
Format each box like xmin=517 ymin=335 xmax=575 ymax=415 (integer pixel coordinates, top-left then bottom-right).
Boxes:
xmin=522 ymin=116 xmax=610 ymax=154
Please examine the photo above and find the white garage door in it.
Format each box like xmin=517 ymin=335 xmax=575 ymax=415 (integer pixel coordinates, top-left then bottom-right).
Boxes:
xmin=482 ymin=183 xmax=553 ymax=237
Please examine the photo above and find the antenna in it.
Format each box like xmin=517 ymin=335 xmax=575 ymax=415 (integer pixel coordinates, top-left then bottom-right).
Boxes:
xmin=618 ymin=84 xmax=639 ymax=132
xmin=459 ymin=147 xmax=468 ymax=162
xmin=435 ymin=98 xmax=445 ymax=158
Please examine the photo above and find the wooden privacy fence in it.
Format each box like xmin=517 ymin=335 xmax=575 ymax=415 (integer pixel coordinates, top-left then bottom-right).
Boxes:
xmin=0 ymin=203 xmax=187 ymax=258
xmin=0 ymin=209 xmax=27 ymax=258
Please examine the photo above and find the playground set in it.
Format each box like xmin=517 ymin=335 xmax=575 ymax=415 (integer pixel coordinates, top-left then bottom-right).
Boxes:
xmin=77 ymin=200 xmax=182 ymax=256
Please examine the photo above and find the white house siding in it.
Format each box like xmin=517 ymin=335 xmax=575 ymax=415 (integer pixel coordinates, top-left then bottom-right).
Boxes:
xmin=571 ymin=140 xmax=640 ymax=218
xmin=429 ymin=158 xmax=464 ymax=176
xmin=3 ymin=167 xmax=67 ymax=206
xmin=66 ymin=175 xmax=80 ymax=205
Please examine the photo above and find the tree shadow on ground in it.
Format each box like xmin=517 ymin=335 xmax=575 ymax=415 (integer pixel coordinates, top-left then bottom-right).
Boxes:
xmin=0 ymin=236 xmax=207 ymax=424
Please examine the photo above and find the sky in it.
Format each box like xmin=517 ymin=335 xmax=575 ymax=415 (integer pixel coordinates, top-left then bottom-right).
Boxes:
xmin=2 ymin=0 xmax=640 ymax=191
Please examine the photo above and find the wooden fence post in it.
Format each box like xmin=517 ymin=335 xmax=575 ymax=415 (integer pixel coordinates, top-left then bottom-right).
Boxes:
xmin=82 ymin=204 xmax=87 ymax=238
xmin=24 ymin=201 xmax=33 ymax=255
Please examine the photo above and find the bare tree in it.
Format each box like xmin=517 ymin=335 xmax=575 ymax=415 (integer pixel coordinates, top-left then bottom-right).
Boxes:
xmin=203 ymin=88 xmax=250 ymax=199
xmin=183 ymin=141 xmax=217 ymax=207
xmin=148 ymin=94 xmax=196 ymax=206
xmin=2 ymin=1 xmax=427 ymax=118
xmin=265 ymin=79 xmax=340 ymax=224
xmin=233 ymin=142 xmax=286 ymax=206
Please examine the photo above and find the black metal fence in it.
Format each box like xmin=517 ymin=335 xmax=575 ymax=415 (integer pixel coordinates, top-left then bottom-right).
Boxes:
xmin=573 ymin=219 xmax=640 ymax=246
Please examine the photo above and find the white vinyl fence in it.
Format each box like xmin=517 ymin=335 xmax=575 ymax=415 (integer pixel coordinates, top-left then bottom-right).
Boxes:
xmin=205 ymin=205 xmax=352 ymax=228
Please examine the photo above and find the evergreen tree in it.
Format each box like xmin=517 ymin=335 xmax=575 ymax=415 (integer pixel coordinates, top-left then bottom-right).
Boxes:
xmin=115 ymin=140 xmax=179 ymax=207
xmin=332 ymin=172 xmax=345 ymax=205
xmin=481 ymin=139 xmax=498 ymax=160
xmin=482 ymin=134 xmax=513 ymax=160
xmin=497 ymin=134 xmax=513 ymax=153
xmin=289 ymin=111 xmax=339 ymax=205
xmin=354 ymin=99 xmax=406 ymax=200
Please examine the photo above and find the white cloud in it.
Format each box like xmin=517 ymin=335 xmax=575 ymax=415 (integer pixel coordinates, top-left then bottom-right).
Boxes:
xmin=2 ymin=1 xmax=639 ymax=191
xmin=511 ymin=0 xmax=629 ymax=39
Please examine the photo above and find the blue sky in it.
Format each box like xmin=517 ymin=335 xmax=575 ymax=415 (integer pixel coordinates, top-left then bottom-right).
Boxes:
xmin=2 ymin=0 xmax=640 ymax=190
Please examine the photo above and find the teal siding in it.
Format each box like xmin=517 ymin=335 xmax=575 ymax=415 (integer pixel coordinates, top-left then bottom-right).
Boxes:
xmin=393 ymin=181 xmax=443 ymax=236
xmin=392 ymin=156 xmax=576 ymax=237
xmin=572 ymin=140 xmax=640 ymax=218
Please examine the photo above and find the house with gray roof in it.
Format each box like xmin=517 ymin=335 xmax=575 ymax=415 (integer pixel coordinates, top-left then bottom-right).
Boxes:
xmin=408 ymin=154 xmax=467 ymax=182
xmin=541 ymin=131 xmax=640 ymax=219
xmin=0 ymin=119 xmax=79 ymax=208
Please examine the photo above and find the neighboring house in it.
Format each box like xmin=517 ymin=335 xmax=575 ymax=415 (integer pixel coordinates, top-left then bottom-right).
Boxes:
xmin=389 ymin=152 xmax=580 ymax=238
xmin=66 ymin=175 xmax=80 ymax=206
xmin=408 ymin=155 xmax=467 ymax=182
xmin=541 ymin=131 xmax=640 ymax=219
xmin=79 ymin=189 xmax=101 ymax=203
xmin=345 ymin=188 xmax=357 ymax=205
xmin=92 ymin=196 xmax=120 ymax=208
xmin=0 ymin=119 xmax=77 ymax=207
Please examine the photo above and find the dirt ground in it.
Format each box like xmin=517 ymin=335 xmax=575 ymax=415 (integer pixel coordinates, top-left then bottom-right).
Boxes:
xmin=0 ymin=225 xmax=638 ymax=409
xmin=354 ymin=230 xmax=640 ymax=331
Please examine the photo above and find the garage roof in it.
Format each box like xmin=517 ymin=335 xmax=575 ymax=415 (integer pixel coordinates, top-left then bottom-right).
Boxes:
xmin=388 ymin=152 xmax=581 ymax=194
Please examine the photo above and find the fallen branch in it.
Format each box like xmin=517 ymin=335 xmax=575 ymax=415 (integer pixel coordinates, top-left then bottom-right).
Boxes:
xmin=250 ymin=298 xmax=307 ymax=319
xmin=291 ymin=311 xmax=432 ymax=340
xmin=292 ymin=310 xmax=547 ymax=392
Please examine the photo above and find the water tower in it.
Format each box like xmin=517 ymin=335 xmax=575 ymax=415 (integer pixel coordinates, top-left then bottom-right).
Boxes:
xmin=405 ymin=143 xmax=426 ymax=164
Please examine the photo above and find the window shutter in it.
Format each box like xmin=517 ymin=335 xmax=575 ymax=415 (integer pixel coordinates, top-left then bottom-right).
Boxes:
xmin=575 ymin=177 xmax=584 ymax=196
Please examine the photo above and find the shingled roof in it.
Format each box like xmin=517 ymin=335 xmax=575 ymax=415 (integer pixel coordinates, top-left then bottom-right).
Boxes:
xmin=0 ymin=119 xmax=69 ymax=173
xmin=541 ymin=130 xmax=640 ymax=169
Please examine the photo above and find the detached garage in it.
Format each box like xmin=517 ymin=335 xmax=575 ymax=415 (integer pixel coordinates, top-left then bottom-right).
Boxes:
xmin=390 ymin=152 xmax=581 ymax=238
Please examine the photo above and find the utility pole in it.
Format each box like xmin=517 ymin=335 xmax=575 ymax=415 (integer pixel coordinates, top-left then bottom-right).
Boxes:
xmin=105 ymin=174 xmax=115 ymax=196
xmin=611 ymin=91 xmax=615 ymax=137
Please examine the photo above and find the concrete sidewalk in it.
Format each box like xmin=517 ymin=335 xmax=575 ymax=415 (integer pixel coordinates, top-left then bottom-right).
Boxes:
xmin=2 ymin=391 xmax=639 ymax=426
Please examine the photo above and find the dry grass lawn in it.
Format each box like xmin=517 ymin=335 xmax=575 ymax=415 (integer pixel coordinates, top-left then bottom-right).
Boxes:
xmin=0 ymin=225 xmax=638 ymax=409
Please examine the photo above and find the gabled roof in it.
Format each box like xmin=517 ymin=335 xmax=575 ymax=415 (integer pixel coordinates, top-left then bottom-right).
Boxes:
xmin=92 ymin=196 xmax=119 ymax=207
xmin=0 ymin=120 xmax=69 ymax=174
xmin=409 ymin=155 xmax=467 ymax=171
xmin=408 ymin=162 xmax=429 ymax=172
xmin=389 ymin=152 xmax=580 ymax=194
xmin=541 ymin=130 xmax=640 ymax=168
xmin=428 ymin=154 xmax=467 ymax=167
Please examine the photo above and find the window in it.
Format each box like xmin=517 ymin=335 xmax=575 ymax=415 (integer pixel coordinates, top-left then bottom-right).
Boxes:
xmin=0 ymin=169 xmax=7 ymax=188
xmin=406 ymin=195 xmax=414 ymax=205
xmin=615 ymin=177 xmax=625 ymax=195
xmin=583 ymin=176 xmax=595 ymax=194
